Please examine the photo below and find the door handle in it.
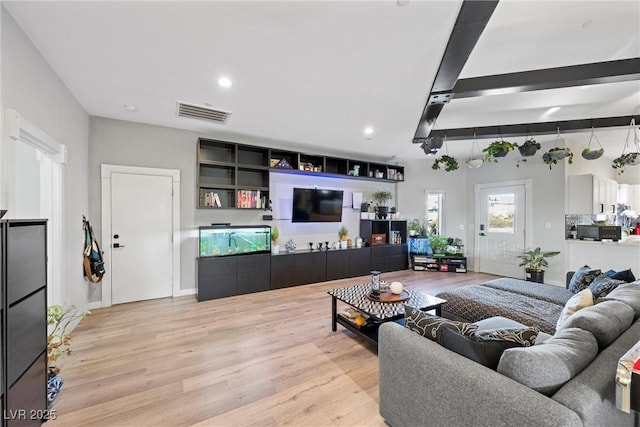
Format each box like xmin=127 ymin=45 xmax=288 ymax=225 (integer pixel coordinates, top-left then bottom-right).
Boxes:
xmin=479 ymin=233 xmax=486 ymax=236
xmin=113 ymin=243 xmax=125 ymax=248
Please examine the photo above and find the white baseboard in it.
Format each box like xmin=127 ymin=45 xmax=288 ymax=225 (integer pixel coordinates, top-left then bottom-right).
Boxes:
xmin=88 ymin=301 xmax=104 ymax=310
xmin=177 ymin=288 xmax=196 ymax=297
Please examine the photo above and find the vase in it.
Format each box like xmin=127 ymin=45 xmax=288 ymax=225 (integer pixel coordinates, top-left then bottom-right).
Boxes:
xmin=47 ymin=372 xmax=63 ymax=408
xmin=272 ymin=245 xmax=279 ymax=254
xmin=340 ymin=240 xmax=347 ymax=249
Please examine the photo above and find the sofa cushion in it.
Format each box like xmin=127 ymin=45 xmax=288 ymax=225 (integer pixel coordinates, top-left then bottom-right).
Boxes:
xmin=568 ymin=265 xmax=602 ymax=293
xmin=588 ymin=274 xmax=626 ymax=299
xmin=475 ymin=327 xmax=538 ymax=346
xmin=603 ymin=283 xmax=640 ymax=319
xmin=404 ymin=305 xmax=477 ymax=341
xmin=439 ymin=327 xmax=530 ymax=370
xmin=474 ymin=316 xmax=528 ymax=331
xmin=497 ymin=327 xmax=598 ymax=396
xmin=604 ymin=268 xmax=636 ymax=283
xmin=556 ymin=289 xmax=594 ymax=330
xmin=557 ymin=300 xmax=634 ymax=348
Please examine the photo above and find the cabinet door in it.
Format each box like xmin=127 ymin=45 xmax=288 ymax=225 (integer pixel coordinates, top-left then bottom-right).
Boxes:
xmin=197 ymin=257 xmax=236 ymax=301
xmin=7 ymin=352 xmax=47 ymax=427
xmin=7 ymin=223 xmax=47 ymax=305
xmin=606 ymin=179 xmax=618 ymax=214
xmin=593 ymin=175 xmax=606 ymax=214
xmin=271 ymin=252 xmax=326 ymax=289
xmin=236 ymin=254 xmax=270 ymax=295
xmin=348 ymin=247 xmax=371 ymax=277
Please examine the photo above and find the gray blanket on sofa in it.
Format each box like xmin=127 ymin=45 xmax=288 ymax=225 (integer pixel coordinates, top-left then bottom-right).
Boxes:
xmin=437 ymin=280 xmax=568 ymax=334
xmin=481 ymin=278 xmax=573 ymax=305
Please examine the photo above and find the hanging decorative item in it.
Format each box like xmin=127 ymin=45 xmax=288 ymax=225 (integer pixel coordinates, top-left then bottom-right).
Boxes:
xmin=582 ymin=125 xmax=605 ymax=160
xmin=612 ymin=118 xmax=640 ymax=174
xmin=515 ymin=129 xmax=541 ymax=168
xmin=482 ymin=129 xmax=517 ymax=162
xmin=543 ymin=126 xmax=573 ymax=169
xmin=431 ymin=134 xmax=459 ymax=172
xmin=466 ymin=130 xmax=484 ymax=168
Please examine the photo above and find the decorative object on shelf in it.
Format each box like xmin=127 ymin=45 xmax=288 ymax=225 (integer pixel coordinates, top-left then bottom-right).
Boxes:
xmin=543 ymin=127 xmax=573 ymax=169
xmin=466 ymin=130 xmax=484 ymax=169
xmin=356 ymin=236 xmax=363 ymax=248
xmin=582 ymin=126 xmax=604 ymax=160
xmin=317 ymin=242 xmax=324 ymax=251
xmin=516 ymin=247 xmax=560 ymax=284
xmin=274 ymin=158 xmax=293 ymax=169
xmin=372 ymin=190 xmax=393 ymax=219
xmin=612 ymin=118 xmax=640 ymax=175
xmin=338 ymin=226 xmax=348 ymax=249
xmin=482 ymin=138 xmax=517 ymax=162
xmin=408 ymin=218 xmax=425 ymax=236
xmin=371 ymin=233 xmax=387 ymax=245
xmin=285 ymin=239 xmax=296 ymax=253
xmin=308 ymin=242 xmax=314 ymax=252
xmin=390 ymin=281 xmax=404 ymax=295
xmin=428 ymin=234 xmax=448 ymax=255
xmin=47 ymin=304 xmax=91 ymax=407
xmin=271 ymin=226 xmax=279 ymax=254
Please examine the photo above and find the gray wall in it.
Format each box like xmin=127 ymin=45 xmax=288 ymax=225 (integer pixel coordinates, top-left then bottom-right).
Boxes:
xmin=2 ymin=7 xmax=90 ymax=308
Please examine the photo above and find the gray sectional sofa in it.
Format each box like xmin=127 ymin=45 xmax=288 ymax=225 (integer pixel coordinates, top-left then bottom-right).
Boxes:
xmin=378 ymin=277 xmax=640 ymax=427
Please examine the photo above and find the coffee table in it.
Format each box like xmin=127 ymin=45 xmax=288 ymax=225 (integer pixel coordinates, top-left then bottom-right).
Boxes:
xmin=328 ymin=283 xmax=447 ymax=346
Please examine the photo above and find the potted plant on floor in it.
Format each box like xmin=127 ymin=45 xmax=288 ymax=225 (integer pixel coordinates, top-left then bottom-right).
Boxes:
xmin=372 ymin=190 xmax=393 ymax=219
xmin=271 ymin=226 xmax=279 ymax=254
xmin=516 ymin=247 xmax=560 ymax=283
xmin=48 ymin=304 xmax=90 ymax=407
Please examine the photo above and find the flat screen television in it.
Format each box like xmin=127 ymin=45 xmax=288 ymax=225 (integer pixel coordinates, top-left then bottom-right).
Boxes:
xmin=292 ymin=188 xmax=344 ymax=223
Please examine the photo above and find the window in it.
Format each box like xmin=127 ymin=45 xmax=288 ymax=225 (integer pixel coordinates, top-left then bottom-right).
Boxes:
xmin=425 ymin=190 xmax=444 ymax=235
xmin=487 ymin=193 xmax=515 ymax=234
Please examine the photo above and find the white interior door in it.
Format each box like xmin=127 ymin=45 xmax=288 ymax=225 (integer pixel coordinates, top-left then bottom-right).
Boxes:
xmin=110 ymin=172 xmax=173 ymax=304
xmin=477 ymin=184 xmax=526 ymax=278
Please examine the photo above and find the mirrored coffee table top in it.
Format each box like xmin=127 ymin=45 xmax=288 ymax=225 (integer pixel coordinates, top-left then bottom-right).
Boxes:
xmin=328 ymin=283 xmax=446 ymax=320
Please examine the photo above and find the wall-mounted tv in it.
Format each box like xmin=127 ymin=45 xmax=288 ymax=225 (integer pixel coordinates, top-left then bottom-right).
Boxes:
xmin=292 ymin=188 xmax=344 ymax=223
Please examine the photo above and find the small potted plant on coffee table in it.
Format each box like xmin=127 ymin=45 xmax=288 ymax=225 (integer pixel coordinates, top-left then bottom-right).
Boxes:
xmin=516 ymin=247 xmax=560 ymax=283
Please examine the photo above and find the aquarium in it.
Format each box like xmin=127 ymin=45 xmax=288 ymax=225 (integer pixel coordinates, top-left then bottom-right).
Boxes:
xmin=198 ymin=225 xmax=271 ymax=257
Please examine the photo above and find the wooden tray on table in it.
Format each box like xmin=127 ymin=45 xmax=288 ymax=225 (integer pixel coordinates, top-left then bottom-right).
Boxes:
xmin=366 ymin=289 xmax=410 ymax=303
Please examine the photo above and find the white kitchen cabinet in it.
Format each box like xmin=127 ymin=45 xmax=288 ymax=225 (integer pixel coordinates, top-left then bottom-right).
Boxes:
xmin=567 ymin=174 xmax=618 ymax=214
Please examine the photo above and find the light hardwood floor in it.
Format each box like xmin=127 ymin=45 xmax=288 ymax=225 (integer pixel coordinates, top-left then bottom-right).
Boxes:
xmin=48 ymin=270 xmax=497 ymax=427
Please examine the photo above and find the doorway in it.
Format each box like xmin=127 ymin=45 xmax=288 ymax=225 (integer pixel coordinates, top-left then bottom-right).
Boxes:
xmin=475 ymin=180 xmax=532 ymax=278
xmin=101 ymin=165 xmax=181 ymax=306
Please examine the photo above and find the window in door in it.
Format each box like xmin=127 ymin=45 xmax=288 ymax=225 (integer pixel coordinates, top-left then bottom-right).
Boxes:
xmin=425 ymin=191 xmax=444 ymax=235
xmin=487 ymin=193 xmax=515 ymax=234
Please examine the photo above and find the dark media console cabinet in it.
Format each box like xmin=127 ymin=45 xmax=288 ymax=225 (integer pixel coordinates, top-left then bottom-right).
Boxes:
xmin=1 ymin=220 xmax=48 ymax=426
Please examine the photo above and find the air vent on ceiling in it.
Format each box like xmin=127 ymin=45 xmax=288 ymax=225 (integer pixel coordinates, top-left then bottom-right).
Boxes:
xmin=176 ymin=101 xmax=231 ymax=124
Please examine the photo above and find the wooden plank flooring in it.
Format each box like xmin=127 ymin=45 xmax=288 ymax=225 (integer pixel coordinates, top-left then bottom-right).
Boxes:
xmin=48 ymin=270 xmax=497 ymax=426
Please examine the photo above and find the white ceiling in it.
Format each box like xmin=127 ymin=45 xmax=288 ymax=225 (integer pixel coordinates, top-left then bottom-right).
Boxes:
xmin=4 ymin=0 xmax=640 ymax=162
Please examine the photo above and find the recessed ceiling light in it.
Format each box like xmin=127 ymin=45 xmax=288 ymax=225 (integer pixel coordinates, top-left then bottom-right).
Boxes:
xmin=218 ymin=77 xmax=232 ymax=88
xmin=582 ymin=20 xmax=593 ymax=29
xmin=364 ymin=127 xmax=374 ymax=135
xmin=124 ymin=105 xmax=137 ymax=112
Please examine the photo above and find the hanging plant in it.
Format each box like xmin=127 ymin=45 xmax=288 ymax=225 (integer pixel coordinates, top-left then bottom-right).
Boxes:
xmin=612 ymin=118 xmax=640 ymax=175
xmin=518 ymin=138 xmax=541 ymax=157
xmin=482 ymin=139 xmax=517 ymax=162
xmin=542 ymin=127 xmax=573 ymax=169
xmin=582 ymin=126 xmax=604 ymax=160
xmin=431 ymin=135 xmax=459 ymax=172
xmin=466 ymin=130 xmax=484 ymax=169
xmin=432 ymin=155 xmax=459 ymax=172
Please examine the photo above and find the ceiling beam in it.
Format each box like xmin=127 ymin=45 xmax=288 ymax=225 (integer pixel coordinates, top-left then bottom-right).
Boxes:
xmin=429 ymin=115 xmax=640 ymax=141
xmin=412 ymin=0 xmax=499 ymax=144
xmin=452 ymin=58 xmax=640 ymax=99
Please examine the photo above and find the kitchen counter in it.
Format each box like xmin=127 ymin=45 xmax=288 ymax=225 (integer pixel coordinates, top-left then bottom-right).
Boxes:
xmin=565 ymin=236 xmax=640 ymax=273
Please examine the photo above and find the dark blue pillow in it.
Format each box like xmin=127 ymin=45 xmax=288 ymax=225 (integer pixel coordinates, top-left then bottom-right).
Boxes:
xmin=569 ymin=266 xmax=602 ymax=293
xmin=588 ymin=274 xmax=626 ymax=299
xmin=604 ymin=269 xmax=636 ymax=283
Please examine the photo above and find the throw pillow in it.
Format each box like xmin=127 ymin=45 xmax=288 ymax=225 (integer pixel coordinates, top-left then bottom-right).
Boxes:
xmin=439 ymin=327 xmax=527 ymax=370
xmin=603 ymin=284 xmax=640 ymax=319
xmin=404 ymin=305 xmax=477 ymax=342
xmin=568 ymin=265 xmax=602 ymax=293
xmin=556 ymin=289 xmax=594 ymax=329
xmin=497 ymin=327 xmax=599 ymax=396
xmin=587 ymin=274 xmax=625 ymax=299
xmin=557 ymin=300 xmax=634 ymax=348
xmin=604 ymin=268 xmax=636 ymax=283
xmin=475 ymin=327 xmax=539 ymax=346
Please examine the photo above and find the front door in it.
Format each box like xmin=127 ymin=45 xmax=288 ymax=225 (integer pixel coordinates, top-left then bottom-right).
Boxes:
xmin=476 ymin=183 xmax=526 ymax=278
xmin=109 ymin=171 xmax=174 ymax=304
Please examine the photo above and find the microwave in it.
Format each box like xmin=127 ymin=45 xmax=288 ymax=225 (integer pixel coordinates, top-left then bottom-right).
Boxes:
xmin=576 ymin=225 xmax=621 ymax=241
